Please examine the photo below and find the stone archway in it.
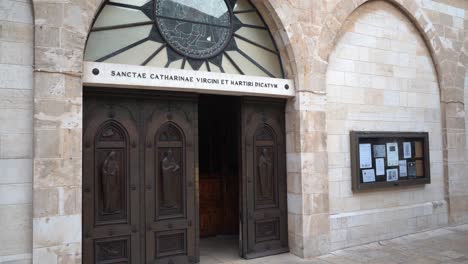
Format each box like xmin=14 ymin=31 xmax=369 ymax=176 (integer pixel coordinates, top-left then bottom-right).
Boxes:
xmin=29 ymin=0 xmax=468 ymax=261
xmin=314 ymin=0 xmax=467 ymax=226
xmin=31 ymin=0 xmax=305 ymax=262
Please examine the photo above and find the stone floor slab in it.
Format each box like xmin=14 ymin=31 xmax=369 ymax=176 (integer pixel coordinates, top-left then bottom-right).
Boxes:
xmin=200 ymin=224 xmax=468 ymax=263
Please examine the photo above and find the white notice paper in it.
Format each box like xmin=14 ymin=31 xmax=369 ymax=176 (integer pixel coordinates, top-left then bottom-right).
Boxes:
xmin=386 ymin=143 xmax=399 ymax=166
xmin=399 ymin=160 xmax=408 ymax=177
xmin=403 ymin=142 xmax=412 ymax=159
xmin=386 ymin=168 xmax=398 ymax=181
xmin=359 ymin=144 xmax=372 ymax=169
xmin=362 ymin=169 xmax=376 ymax=183
xmin=376 ymin=158 xmax=385 ymax=176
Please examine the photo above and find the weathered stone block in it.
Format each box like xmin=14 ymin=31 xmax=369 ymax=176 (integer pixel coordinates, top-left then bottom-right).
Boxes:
xmin=33 ymin=215 xmax=81 ymax=248
xmin=0 ymin=89 xmax=33 ymax=110
xmin=34 ymin=3 xmax=64 ymax=27
xmin=0 ymin=159 xmax=32 ymax=184
xmin=0 ymin=0 xmax=33 ymax=24
xmin=0 ymin=21 xmax=33 ymax=43
xmin=0 ymin=64 xmax=33 ymax=90
xmin=33 ymin=158 xmax=81 ymax=188
xmin=0 ymin=183 xmax=32 ymax=205
xmin=33 ymin=243 xmax=81 ymax=264
xmin=33 ymin=188 xmax=59 ymax=218
xmin=0 ymin=133 xmax=33 ymax=159
xmin=34 ymin=129 xmax=62 ymax=159
xmin=34 ymin=47 xmax=83 ymax=73
xmin=0 ymin=108 xmax=32 ymax=134
xmin=0 ymin=204 xmax=32 ymax=256
xmin=0 ymin=42 xmax=33 ymax=65
xmin=35 ymin=26 xmax=60 ymax=48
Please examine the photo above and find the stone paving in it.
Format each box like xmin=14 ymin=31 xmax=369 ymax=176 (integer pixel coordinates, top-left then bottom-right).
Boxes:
xmin=201 ymin=224 xmax=468 ymax=264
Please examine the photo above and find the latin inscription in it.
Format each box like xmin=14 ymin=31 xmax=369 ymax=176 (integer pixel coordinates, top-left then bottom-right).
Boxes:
xmin=110 ymin=70 xmax=279 ymax=88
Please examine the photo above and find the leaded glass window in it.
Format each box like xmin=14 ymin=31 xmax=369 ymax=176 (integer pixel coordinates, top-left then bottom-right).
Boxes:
xmin=84 ymin=0 xmax=284 ymax=78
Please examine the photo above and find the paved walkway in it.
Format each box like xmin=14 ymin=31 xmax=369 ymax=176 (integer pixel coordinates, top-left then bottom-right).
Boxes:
xmin=201 ymin=224 xmax=468 ymax=264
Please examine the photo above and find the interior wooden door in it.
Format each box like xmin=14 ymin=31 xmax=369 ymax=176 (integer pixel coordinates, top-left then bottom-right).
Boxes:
xmin=198 ymin=95 xmax=240 ymax=238
xmin=240 ymin=97 xmax=289 ymax=259
xmin=83 ymin=96 xmax=141 ymax=263
xmin=144 ymin=97 xmax=198 ymax=264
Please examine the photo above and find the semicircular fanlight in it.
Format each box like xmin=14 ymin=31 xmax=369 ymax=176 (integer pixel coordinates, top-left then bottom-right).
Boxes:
xmin=84 ymin=0 xmax=284 ymax=78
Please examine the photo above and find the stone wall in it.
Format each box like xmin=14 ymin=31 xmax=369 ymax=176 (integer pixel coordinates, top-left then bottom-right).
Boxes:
xmin=465 ymin=68 xmax=468 ymax=192
xmin=0 ymin=0 xmax=34 ymax=263
xmin=31 ymin=0 xmax=87 ymax=262
xmin=326 ymin=1 xmax=448 ymax=251
xmin=1 ymin=0 xmax=463 ymax=262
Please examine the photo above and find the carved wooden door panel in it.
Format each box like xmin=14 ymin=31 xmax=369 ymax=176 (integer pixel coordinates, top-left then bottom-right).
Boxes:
xmin=83 ymin=97 xmax=141 ymax=264
xmin=144 ymin=98 xmax=198 ymax=264
xmin=240 ymin=98 xmax=288 ymax=259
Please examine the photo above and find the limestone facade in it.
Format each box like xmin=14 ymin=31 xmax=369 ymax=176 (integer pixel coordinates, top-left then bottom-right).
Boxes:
xmin=327 ymin=1 xmax=447 ymax=250
xmin=0 ymin=0 xmax=34 ymax=263
xmin=0 ymin=0 xmax=467 ymax=263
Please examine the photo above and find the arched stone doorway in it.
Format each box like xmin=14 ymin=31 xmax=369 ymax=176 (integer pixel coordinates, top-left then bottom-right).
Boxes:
xmin=30 ymin=0 xmax=467 ymax=262
xmin=81 ymin=0 xmax=291 ymax=262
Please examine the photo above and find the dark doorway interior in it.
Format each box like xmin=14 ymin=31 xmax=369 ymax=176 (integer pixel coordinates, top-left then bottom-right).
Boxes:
xmin=199 ymin=95 xmax=240 ymax=240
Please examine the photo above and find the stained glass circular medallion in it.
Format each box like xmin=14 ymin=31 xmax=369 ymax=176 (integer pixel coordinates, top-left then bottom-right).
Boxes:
xmin=155 ymin=0 xmax=232 ymax=59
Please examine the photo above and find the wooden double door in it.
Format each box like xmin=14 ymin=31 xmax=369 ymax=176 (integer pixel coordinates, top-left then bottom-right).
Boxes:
xmin=83 ymin=89 xmax=288 ymax=263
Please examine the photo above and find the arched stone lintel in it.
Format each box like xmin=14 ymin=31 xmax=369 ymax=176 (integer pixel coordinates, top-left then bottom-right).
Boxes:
xmin=317 ymin=0 xmax=467 ymax=225
xmin=317 ymin=0 xmax=466 ymax=100
xmin=30 ymin=0 xmax=308 ymax=262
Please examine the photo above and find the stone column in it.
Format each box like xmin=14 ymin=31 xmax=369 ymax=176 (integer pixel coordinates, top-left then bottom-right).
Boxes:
xmin=423 ymin=3 xmax=468 ymax=224
xmin=253 ymin=0 xmax=332 ymax=258
xmin=0 ymin=0 xmax=34 ymax=263
xmin=32 ymin=1 xmax=97 ymax=262
xmin=442 ymin=74 xmax=468 ymax=224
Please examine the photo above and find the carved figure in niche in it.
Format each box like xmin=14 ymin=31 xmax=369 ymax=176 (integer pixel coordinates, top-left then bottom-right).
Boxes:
xmin=161 ymin=149 xmax=180 ymax=208
xmin=258 ymin=147 xmax=273 ymax=199
xmin=102 ymin=151 xmax=121 ymax=214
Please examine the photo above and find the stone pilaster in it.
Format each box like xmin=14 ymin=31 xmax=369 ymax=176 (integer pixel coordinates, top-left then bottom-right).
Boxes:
xmin=31 ymin=0 xmax=99 ymax=262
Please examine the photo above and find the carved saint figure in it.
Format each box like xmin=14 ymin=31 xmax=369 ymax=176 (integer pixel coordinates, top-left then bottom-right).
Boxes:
xmin=102 ymin=151 xmax=120 ymax=213
xmin=161 ymin=149 xmax=180 ymax=208
xmin=258 ymin=147 xmax=273 ymax=199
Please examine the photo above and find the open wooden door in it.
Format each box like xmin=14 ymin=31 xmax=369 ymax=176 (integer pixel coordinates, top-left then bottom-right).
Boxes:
xmin=83 ymin=90 xmax=198 ymax=264
xmin=240 ymin=97 xmax=289 ymax=259
xmin=145 ymin=96 xmax=199 ymax=264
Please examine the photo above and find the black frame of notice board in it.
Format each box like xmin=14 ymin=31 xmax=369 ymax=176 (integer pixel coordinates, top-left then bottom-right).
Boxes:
xmin=350 ymin=131 xmax=431 ymax=191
